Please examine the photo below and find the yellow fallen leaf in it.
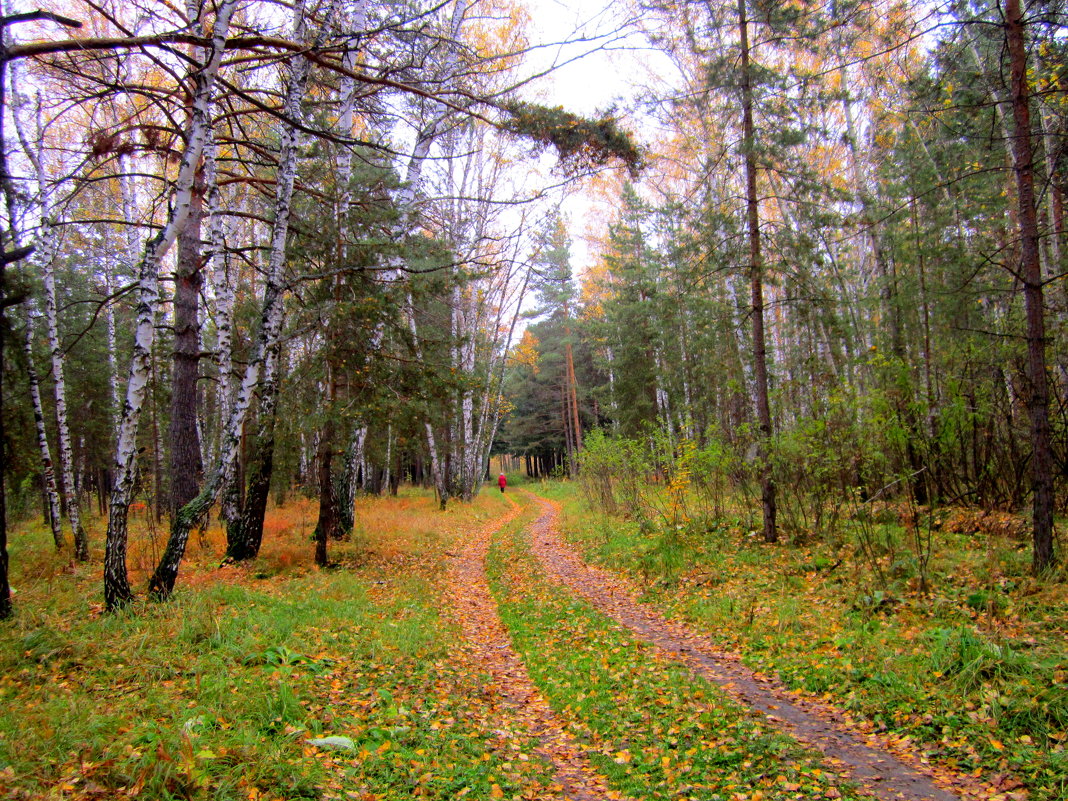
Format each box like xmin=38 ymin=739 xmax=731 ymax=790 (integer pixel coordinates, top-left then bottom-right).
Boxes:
xmin=490 ymin=784 xmax=504 ymax=799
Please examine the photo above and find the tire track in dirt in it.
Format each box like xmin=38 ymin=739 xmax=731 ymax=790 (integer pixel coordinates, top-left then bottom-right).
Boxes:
xmin=446 ymin=494 xmax=627 ymax=801
xmin=525 ymin=492 xmax=984 ymax=801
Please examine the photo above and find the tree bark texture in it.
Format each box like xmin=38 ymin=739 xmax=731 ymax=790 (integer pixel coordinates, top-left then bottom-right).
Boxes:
xmin=169 ymin=174 xmax=205 ymax=515
xmin=21 ymin=95 xmax=89 ymax=560
xmin=24 ymin=317 xmax=64 ymax=550
xmin=1006 ymin=0 xmax=1056 ymax=572
xmin=313 ymin=420 xmax=337 ymax=565
xmin=737 ymin=0 xmax=777 ymax=543
xmin=232 ymin=401 xmax=278 ymax=562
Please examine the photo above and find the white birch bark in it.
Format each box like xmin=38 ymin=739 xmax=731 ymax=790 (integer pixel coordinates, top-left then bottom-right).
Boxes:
xmin=9 ymin=69 xmax=90 ymax=561
xmin=23 ymin=315 xmax=64 ymax=550
xmin=605 ymin=345 xmax=619 ymax=430
xmin=383 ymin=422 xmax=393 ymax=491
xmin=345 ymin=426 xmax=367 ymax=499
xmin=103 ymin=0 xmax=237 ymax=608
xmin=103 ymin=259 xmax=121 ymax=430
xmin=203 ymin=127 xmax=242 ymax=528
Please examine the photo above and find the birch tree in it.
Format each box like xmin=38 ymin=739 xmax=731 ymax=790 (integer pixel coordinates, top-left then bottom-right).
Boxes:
xmin=103 ymin=0 xmax=236 ymax=609
xmin=23 ymin=315 xmax=64 ymax=550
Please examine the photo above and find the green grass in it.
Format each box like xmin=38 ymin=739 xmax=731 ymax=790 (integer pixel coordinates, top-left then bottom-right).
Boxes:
xmin=487 ymin=498 xmax=870 ymax=801
xmin=0 ymin=489 xmax=552 ymax=801
xmin=538 ymin=480 xmax=1068 ymax=801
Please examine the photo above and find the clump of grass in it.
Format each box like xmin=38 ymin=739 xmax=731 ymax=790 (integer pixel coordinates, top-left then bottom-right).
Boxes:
xmin=928 ymin=626 xmax=1031 ymax=691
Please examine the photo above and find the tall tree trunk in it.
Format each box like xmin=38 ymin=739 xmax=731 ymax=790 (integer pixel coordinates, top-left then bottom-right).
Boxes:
xmin=0 ymin=258 xmax=10 ymax=618
xmin=103 ymin=258 xmax=121 ymax=432
xmin=104 ymin=0 xmax=236 ymax=609
xmin=223 ymin=344 xmax=282 ymax=562
xmin=1006 ymin=0 xmax=1056 ymax=572
xmin=169 ymin=174 xmax=205 ymax=515
xmin=1040 ymin=106 xmax=1065 ymax=299
xmin=24 ymin=316 xmax=64 ymax=550
xmin=564 ymin=328 xmax=582 ymax=451
xmin=737 ymin=0 xmax=776 ymax=543
xmin=313 ymin=419 xmax=336 ymax=566
xmin=204 ymin=130 xmax=244 ymax=536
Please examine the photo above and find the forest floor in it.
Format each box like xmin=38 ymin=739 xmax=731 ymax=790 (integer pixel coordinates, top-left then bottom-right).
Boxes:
xmin=0 ymin=482 xmax=1063 ymax=800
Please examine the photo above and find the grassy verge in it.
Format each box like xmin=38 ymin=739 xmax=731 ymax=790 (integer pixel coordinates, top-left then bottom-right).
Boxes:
xmin=487 ymin=498 xmax=871 ymax=801
xmin=536 ymin=480 xmax=1068 ymax=801
xmin=0 ymin=487 xmax=552 ymax=800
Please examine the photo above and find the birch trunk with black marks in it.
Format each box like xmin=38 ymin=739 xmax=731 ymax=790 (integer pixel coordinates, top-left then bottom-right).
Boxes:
xmin=24 ymin=316 xmax=63 ymax=550
xmin=204 ymin=129 xmax=243 ymax=535
xmin=41 ymin=187 xmax=88 ymax=562
xmin=151 ymin=0 xmax=340 ymax=594
xmin=104 ymin=0 xmax=235 ymax=609
xmin=104 ymin=260 xmax=120 ymax=431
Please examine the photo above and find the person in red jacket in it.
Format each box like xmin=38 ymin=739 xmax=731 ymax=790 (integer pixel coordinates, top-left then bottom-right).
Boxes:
xmin=498 ymin=473 xmax=507 ymax=493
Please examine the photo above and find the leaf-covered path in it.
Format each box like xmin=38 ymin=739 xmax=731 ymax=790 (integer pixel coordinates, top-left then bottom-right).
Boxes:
xmin=520 ymin=492 xmax=986 ymax=801
xmin=446 ymin=493 xmax=628 ymax=800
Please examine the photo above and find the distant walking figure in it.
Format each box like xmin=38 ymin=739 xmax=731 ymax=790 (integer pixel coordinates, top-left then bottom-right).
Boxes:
xmin=498 ymin=473 xmax=507 ymax=493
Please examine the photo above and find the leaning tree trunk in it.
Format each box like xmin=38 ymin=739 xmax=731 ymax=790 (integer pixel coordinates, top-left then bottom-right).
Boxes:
xmin=1006 ymin=0 xmax=1056 ymax=572
xmin=104 ymin=0 xmax=236 ymax=609
xmin=737 ymin=0 xmax=776 ymax=544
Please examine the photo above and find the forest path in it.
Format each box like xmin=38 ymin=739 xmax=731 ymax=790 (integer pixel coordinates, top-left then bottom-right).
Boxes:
xmin=523 ymin=490 xmax=980 ymax=801
xmin=446 ymin=491 xmax=629 ymax=801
